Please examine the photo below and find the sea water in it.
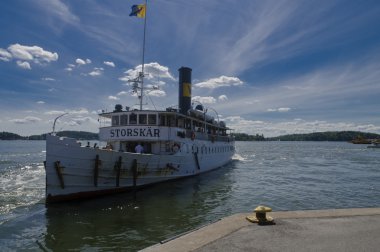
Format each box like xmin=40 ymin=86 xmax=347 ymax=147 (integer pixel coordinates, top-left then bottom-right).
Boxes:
xmin=0 ymin=141 xmax=379 ymax=251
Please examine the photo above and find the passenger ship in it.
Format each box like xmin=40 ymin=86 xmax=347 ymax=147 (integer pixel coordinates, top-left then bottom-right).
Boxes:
xmin=45 ymin=67 xmax=235 ymax=202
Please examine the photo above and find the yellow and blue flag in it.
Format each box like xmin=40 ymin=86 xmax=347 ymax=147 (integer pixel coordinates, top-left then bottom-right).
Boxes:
xmin=129 ymin=4 xmax=146 ymax=18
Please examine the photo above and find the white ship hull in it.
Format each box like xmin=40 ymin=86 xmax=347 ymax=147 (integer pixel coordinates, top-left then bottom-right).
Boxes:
xmin=45 ymin=134 xmax=234 ymax=202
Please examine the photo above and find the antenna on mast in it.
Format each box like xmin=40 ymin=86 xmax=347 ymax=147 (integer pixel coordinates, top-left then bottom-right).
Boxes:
xmin=52 ymin=113 xmax=68 ymax=135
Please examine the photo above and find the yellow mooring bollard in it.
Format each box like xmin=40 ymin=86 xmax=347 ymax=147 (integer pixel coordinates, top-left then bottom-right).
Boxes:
xmin=246 ymin=205 xmax=275 ymax=225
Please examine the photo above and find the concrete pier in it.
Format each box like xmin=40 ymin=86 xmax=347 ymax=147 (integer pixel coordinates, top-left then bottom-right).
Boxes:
xmin=141 ymin=208 xmax=380 ymax=252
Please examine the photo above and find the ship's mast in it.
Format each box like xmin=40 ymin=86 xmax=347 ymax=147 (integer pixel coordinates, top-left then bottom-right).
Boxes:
xmin=129 ymin=0 xmax=148 ymax=110
xmin=140 ymin=0 xmax=147 ymax=110
xmin=138 ymin=0 xmax=148 ymax=110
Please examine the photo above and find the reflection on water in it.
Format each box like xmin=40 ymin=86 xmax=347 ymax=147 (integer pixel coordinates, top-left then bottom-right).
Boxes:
xmin=43 ymin=164 xmax=235 ymax=251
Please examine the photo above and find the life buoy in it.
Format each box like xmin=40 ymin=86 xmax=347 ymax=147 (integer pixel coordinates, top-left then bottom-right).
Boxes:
xmin=191 ymin=131 xmax=195 ymax=141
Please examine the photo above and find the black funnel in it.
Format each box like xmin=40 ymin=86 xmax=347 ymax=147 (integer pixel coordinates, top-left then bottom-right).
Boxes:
xmin=178 ymin=67 xmax=192 ymax=115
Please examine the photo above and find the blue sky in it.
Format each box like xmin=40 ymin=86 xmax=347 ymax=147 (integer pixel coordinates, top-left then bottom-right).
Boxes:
xmin=1 ymin=0 xmax=380 ymax=137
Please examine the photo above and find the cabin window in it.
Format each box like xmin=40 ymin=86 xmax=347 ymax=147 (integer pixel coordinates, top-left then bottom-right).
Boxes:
xmin=168 ymin=116 xmax=176 ymax=127
xmin=129 ymin=113 xmax=137 ymax=124
xmin=120 ymin=115 xmax=128 ymax=125
xmin=112 ymin=115 xmax=119 ymax=126
xmin=178 ymin=118 xmax=184 ymax=128
xmin=159 ymin=115 xmax=166 ymax=126
xmin=148 ymin=114 xmax=157 ymax=125
xmin=185 ymin=119 xmax=191 ymax=129
xmin=139 ymin=114 xmax=147 ymax=124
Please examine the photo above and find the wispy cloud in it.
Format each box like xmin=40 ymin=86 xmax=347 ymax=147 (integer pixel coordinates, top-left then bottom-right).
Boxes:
xmin=35 ymin=0 xmax=79 ymax=25
xmin=16 ymin=61 xmax=31 ymax=70
xmin=88 ymin=67 xmax=103 ymax=77
xmin=192 ymin=0 xmax=378 ymax=76
xmin=216 ymin=55 xmax=380 ymax=120
xmin=9 ymin=116 xmax=42 ymax=124
xmin=194 ymin=76 xmax=243 ymax=89
xmin=104 ymin=61 xmax=115 ymax=67
xmin=44 ymin=108 xmax=89 ymax=115
xmin=108 ymin=96 xmax=119 ymax=100
xmin=0 ymin=48 xmax=12 ymax=61
xmin=192 ymin=96 xmax=216 ymax=104
xmin=41 ymin=77 xmax=56 ymax=81
xmin=267 ymin=108 xmax=291 ymax=112
xmin=120 ymin=62 xmax=175 ymax=82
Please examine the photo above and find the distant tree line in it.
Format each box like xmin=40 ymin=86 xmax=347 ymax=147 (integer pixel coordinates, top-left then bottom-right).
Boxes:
xmin=0 ymin=132 xmax=26 ymax=140
xmin=1 ymin=131 xmax=98 ymax=140
xmin=232 ymin=131 xmax=380 ymax=141
xmin=266 ymin=131 xmax=380 ymax=141
xmin=232 ymin=133 xmax=265 ymax=141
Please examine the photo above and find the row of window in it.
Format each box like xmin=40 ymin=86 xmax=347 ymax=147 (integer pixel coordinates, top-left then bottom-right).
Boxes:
xmin=110 ymin=113 xmax=228 ymax=137
xmin=112 ymin=114 xmax=157 ymax=126
xmin=183 ymin=144 xmax=234 ymax=154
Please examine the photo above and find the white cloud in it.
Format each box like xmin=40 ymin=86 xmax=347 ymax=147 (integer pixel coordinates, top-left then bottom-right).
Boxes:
xmin=42 ymin=77 xmax=55 ymax=81
xmin=120 ymin=62 xmax=175 ymax=82
xmin=2 ymin=44 xmax=58 ymax=69
xmin=16 ymin=61 xmax=31 ymax=70
xmin=278 ymin=107 xmax=291 ymax=112
xmin=65 ymin=67 xmax=73 ymax=71
xmin=117 ymin=91 xmax=128 ymax=96
xmin=66 ymin=116 xmax=92 ymax=126
xmin=7 ymin=43 xmax=58 ymax=63
xmin=74 ymin=58 xmax=91 ymax=65
xmin=36 ymin=101 xmax=45 ymax=104
xmin=147 ymin=89 xmax=166 ymax=97
xmin=76 ymin=58 xmax=86 ymax=65
xmin=108 ymin=96 xmax=119 ymax=100
xmin=117 ymin=91 xmax=129 ymax=96
xmin=119 ymin=76 xmax=130 ymax=82
xmin=192 ymin=96 xmax=216 ymax=104
xmin=69 ymin=108 xmax=89 ymax=115
xmin=89 ymin=67 xmax=103 ymax=76
xmin=44 ymin=108 xmax=88 ymax=115
xmin=194 ymin=76 xmax=243 ymax=89
xmin=104 ymin=61 xmax=115 ymax=67
xmin=9 ymin=116 xmax=42 ymax=124
xmin=0 ymin=48 xmax=12 ymax=61
xmin=267 ymin=107 xmax=291 ymax=112
xmin=45 ymin=110 xmax=66 ymax=115
xmin=218 ymin=95 xmax=228 ymax=102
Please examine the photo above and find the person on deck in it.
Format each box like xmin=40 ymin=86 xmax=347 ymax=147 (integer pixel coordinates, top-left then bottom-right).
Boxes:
xmin=135 ymin=143 xmax=144 ymax=153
